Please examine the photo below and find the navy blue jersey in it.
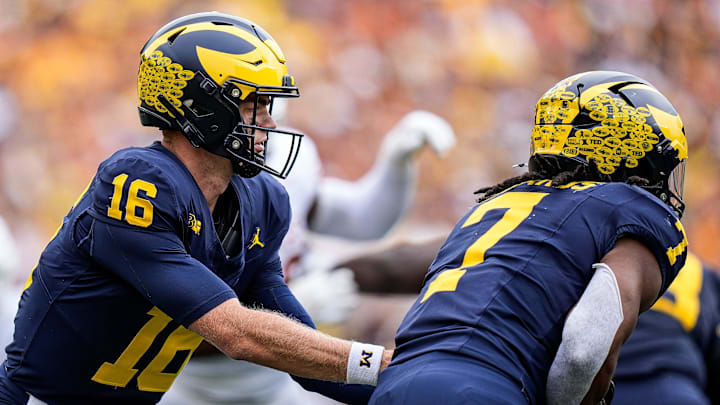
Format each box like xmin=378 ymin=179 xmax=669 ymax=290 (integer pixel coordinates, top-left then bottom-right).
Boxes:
xmin=2 ymin=142 xmax=369 ymax=405
xmin=613 ymin=253 xmax=720 ymax=404
xmin=390 ymin=180 xmax=688 ymax=403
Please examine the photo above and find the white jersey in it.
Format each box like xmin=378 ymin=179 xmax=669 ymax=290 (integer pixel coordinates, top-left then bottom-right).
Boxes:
xmin=159 ymin=356 xmax=336 ymax=405
xmin=0 ymin=215 xmax=20 ymax=366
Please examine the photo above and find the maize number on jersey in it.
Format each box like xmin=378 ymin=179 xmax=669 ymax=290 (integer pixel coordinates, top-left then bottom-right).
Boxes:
xmin=421 ymin=192 xmax=549 ymax=303
xmin=652 ymin=253 xmax=702 ymax=331
xmin=107 ymin=173 xmax=157 ymax=228
xmin=91 ymin=307 xmax=203 ymax=392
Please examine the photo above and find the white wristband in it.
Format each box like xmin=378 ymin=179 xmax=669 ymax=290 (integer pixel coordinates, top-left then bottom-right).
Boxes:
xmin=346 ymin=342 xmax=385 ymax=386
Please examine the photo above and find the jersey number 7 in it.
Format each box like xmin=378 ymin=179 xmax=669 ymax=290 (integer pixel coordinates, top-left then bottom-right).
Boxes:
xmin=421 ymin=192 xmax=548 ymax=303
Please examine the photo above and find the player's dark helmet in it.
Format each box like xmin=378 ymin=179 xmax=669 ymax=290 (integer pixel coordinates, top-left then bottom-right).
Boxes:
xmin=137 ymin=12 xmax=302 ymax=178
xmin=531 ymin=71 xmax=688 ymax=216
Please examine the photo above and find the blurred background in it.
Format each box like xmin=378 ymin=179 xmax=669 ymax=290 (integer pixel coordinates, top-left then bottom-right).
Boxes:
xmin=1 ymin=0 xmax=720 ymax=280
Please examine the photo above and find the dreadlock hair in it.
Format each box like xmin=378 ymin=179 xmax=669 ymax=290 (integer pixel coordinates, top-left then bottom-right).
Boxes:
xmin=474 ymin=154 xmax=656 ymax=203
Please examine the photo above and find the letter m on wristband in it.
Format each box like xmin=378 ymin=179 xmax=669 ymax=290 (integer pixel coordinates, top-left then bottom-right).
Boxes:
xmin=360 ymin=350 xmax=373 ymax=368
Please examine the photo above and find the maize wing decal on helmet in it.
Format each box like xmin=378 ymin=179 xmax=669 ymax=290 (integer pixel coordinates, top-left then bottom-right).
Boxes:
xmin=531 ymin=71 xmax=687 ymax=215
xmin=137 ymin=12 xmax=302 ymax=178
xmin=138 ymin=51 xmax=195 ymax=116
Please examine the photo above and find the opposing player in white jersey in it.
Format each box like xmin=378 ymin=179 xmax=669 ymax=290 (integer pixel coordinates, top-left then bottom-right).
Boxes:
xmin=160 ymin=108 xmax=456 ymax=405
xmin=0 ymin=216 xmax=21 ymax=366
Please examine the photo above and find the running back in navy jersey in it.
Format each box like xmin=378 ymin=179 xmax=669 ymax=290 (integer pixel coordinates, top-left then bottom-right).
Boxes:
xmin=613 ymin=253 xmax=720 ymax=404
xmin=3 ymin=142 xmax=292 ymax=404
xmin=392 ymin=180 xmax=688 ymax=402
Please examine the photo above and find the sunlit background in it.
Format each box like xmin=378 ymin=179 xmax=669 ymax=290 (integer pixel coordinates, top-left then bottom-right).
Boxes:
xmin=1 ymin=0 xmax=720 ymax=278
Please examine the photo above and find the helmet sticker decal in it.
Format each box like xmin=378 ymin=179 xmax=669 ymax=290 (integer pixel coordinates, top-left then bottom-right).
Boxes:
xmin=532 ymin=83 xmax=665 ymax=175
xmin=138 ymin=50 xmax=195 ymax=117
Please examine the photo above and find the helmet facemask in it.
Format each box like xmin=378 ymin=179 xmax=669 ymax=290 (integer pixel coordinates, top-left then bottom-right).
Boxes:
xmin=667 ymin=160 xmax=686 ymax=216
xmin=211 ymin=76 xmax=302 ymax=179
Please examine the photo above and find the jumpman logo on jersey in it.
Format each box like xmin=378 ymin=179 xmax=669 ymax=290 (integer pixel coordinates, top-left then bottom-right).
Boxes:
xmin=248 ymin=227 xmax=265 ymax=250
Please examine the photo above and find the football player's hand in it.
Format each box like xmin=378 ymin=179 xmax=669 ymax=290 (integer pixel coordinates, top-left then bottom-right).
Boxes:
xmin=288 ymin=267 xmax=359 ymax=324
xmin=380 ymin=110 xmax=456 ymax=162
xmin=598 ymin=380 xmax=615 ymax=405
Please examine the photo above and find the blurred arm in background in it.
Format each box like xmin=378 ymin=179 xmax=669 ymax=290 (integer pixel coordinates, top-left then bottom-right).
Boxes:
xmin=308 ymin=111 xmax=456 ymax=240
xmin=336 ymin=238 xmax=444 ymax=295
xmin=280 ymin=110 xmax=455 ymax=324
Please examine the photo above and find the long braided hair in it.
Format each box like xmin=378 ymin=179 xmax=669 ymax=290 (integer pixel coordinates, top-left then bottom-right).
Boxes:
xmin=474 ymin=155 xmax=655 ymax=203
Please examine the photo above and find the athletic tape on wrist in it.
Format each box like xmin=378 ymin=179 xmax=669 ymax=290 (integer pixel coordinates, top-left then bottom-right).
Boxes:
xmin=346 ymin=342 xmax=385 ymax=386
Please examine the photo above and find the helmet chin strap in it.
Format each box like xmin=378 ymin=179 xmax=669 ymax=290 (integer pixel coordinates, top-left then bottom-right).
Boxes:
xmin=224 ymin=134 xmax=262 ymax=178
xmin=668 ymin=192 xmax=685 ymax=218
xmin=233 ymin=160 xmax=262 ymax=177
xmin=156 ymin=94 xmax=205 ymax=148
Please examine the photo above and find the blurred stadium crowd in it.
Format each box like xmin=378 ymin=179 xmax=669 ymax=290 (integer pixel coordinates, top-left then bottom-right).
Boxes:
xmin=1 ymin=0 xmax=720 ymax=278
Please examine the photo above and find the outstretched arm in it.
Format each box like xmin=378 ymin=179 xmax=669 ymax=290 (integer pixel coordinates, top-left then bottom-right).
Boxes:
xmin=244 ymin=260 xmax=378 ymax=404
xmin=309 ymin=111 xmax=455 ymax=239
xmin=189 ymin=298 xmax=392 ymax=384
xmin=89 ymin=216 xmax=391 ymax=392
xmin=337 ymin=238 xmax=445 ymax=294
xmin=546 ymin=237 xmax=662 ymax=405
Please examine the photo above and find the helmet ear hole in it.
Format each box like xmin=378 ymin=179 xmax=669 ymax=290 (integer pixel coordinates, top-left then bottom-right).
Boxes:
xmin=184 ymin=99 xmax=214 ymax=118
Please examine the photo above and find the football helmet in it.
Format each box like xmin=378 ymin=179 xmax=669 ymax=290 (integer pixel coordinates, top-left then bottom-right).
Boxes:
xmin=531 ymin=71 xmax=687 ymax=216
xmin=137 ymin=12 xmax=302 ymax=178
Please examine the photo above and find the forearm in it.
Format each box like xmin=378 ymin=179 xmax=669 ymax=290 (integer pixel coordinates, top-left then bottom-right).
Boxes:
xmin=239 ymin=304 xmax=351 ymax=380
xmin=190 ymin=298 xmax=391 ymax=383
xmin=310 ymin=159 xmax=415 ymax=239
xmin=338 ymin=238 xmax=443 ymax=293
xmin=546 ymin=264 xmax=624 ymax=405
xmin=548 ymin=238 xmax=657 ymax=405
xmin=309 ymin=110 xmax=456 ymax=240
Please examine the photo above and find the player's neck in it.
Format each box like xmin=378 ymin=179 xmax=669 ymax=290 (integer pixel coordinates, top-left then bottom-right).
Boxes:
xmin=161 ymin=131 xmax=232 ymax=212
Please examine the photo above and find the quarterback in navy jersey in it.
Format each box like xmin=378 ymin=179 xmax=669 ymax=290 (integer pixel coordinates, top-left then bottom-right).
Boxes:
xmin=370 ymin=71 xmax=689 ymax=405
xmin=0 ymin=12 xmax=390 ymax=405
xmin=4 ymin=143 xmax=289 ymax=403
xmin=614 ymin=253 xmax=720 ymax=405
